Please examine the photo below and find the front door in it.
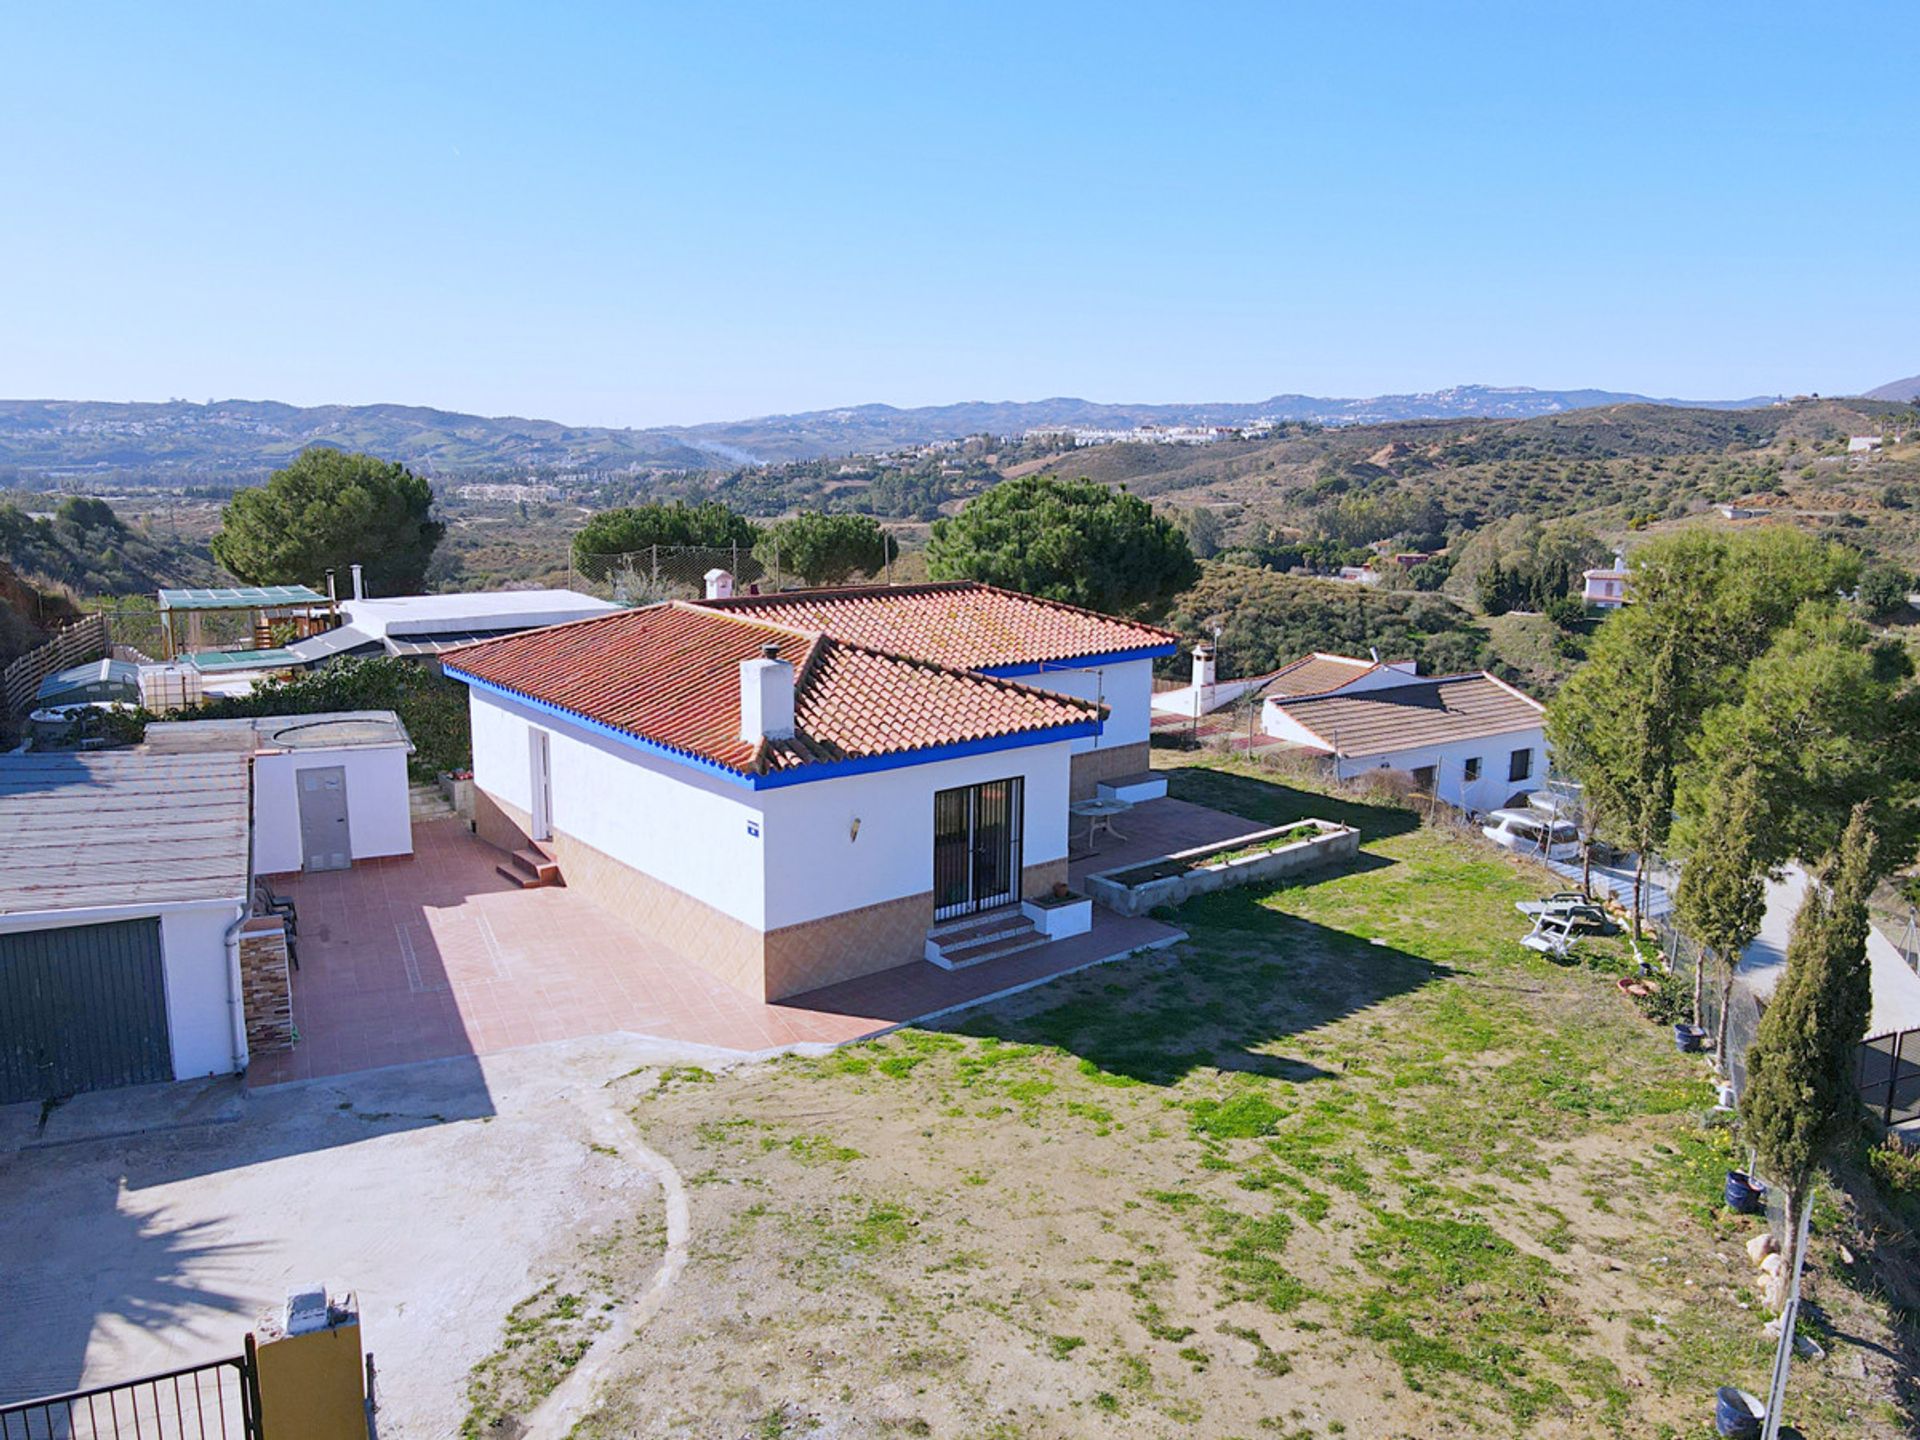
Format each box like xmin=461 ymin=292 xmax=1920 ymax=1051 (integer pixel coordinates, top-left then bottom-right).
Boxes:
xmin=529 ymin=730 xmax=553 ymax=842
xmin=297 ymin=765 xmax=352 ymax=872
xmin=933 ymin=777 xmax=1024 ymax=921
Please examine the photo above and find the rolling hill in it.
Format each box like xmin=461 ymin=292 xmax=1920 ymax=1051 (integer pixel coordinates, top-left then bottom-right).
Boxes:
xmin=0 ymin=384 xmax=1785 ymax=479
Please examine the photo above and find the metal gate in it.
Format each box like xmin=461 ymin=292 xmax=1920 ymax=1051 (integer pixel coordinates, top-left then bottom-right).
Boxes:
xmin=0 ymin=1347 xmax=262 ymax=1440
xmin=0 ymin=919 xmax=171 ymax=1104
xmin=933 ymin=777 xmax=1024 ymax=922
xmin=1859 ymin=1027 xmax=1920 ymax=1130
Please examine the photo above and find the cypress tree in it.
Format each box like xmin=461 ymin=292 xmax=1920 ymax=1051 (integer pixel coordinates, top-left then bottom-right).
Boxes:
xmin=1740 ymin=805 xmax=1877 ymax=1242
xmin=1673 ymin=764 xmax=1769 ymax=1059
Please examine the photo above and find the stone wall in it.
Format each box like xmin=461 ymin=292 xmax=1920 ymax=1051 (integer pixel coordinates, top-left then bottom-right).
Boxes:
xmin=239 ymin=917 xmax=294 ymax=1054
xmin=1069 ymin=741 xmax=1151 ymax=802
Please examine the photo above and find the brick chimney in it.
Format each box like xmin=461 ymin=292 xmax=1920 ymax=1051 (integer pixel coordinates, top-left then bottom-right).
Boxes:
xmin=739 ymin=642 xmax=795 ymax=743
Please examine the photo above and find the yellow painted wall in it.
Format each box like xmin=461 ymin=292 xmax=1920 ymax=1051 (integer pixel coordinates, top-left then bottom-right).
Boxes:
xmin=254 ymin=1321 xmax=367 ymax=1440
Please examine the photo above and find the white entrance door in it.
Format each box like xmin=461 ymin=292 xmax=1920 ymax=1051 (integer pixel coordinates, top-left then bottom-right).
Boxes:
xmin=529 ymin=730 xmax=553 ymax=842
xmin=297 ymin=766 xmax=352 ymax=872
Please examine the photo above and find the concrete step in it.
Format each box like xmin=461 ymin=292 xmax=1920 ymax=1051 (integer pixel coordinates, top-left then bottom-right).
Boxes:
xmin=928 ymin=930 xmax=1050 ymax=971
xmin=924 ymin=904 xmax=1046 ymax=968
xmin=510 ymin=847 xmax=561 ymax=882
xmin=496 ymin=847 xmax=562 ymax=889
xmin=924 ymin=907 xmax=1033 ymax=962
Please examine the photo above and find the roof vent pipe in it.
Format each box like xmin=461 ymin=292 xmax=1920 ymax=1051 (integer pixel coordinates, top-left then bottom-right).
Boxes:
xmin=1369 ymin=647 xmax=1381 ymax=664
xmin=324 ymin=568 xmax=337 ymax=603
xmin=740 ymin=644 xmax=795 ymax=743
xmin=350 ymin=564 xmax=365 ymax=601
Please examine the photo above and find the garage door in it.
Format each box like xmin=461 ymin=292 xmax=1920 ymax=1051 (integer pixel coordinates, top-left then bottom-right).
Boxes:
xmin=0 ymin=919 xmax=172 ymax=1104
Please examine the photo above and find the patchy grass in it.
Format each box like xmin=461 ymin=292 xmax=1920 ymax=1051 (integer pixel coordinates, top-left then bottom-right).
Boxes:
xmin=567 ymin=754 xmax=1914 ymax=1439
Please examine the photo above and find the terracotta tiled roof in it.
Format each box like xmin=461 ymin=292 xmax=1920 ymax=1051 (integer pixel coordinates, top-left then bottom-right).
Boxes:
xmin=1264 ymin=652 xmax=1379 ymax=698
xmin=1270 ymin=673 xmax=1545 ymax=756
xmin=697 ymin=582 xmax=1178 ymax=671
xmin=445 ymin=602 xmax=1101 ymax=779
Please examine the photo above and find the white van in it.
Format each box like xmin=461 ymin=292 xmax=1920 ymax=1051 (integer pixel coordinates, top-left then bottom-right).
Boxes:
xmin=1480 ymin=808 xmax=1581 ymax=862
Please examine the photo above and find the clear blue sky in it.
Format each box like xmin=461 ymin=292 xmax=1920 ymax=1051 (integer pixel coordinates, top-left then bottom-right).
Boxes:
xmin=3 ymin=3 xmax=1914 ymax=427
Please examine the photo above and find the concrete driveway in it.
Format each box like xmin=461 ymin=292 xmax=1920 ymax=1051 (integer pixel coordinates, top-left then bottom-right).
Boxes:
xmin=0 ymin=1033 xmax=745 ymax=1437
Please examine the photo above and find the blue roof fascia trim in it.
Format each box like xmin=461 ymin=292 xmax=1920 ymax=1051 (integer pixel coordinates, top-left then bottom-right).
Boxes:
xmin=445 ymin=666 xmax=761 ymax=787
xmin=749 ymin=719 xmax=1101 ymax=789
xmin=444 ymin=666 xmax=1101 ymax=791
xmin=976 ymin=642 xmax=1177 ymax=679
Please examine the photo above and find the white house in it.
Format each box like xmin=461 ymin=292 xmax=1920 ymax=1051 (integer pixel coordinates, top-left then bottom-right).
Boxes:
xmin=1582 ymin=552 xmax=1629 ymax=609
xmin=1847 ymin=435 xmax=1883 ymax=454
xmin=1260 ymin=655 xmax=1548 ymax=813
xmin=443 ymin=584 xmax=1179 ymax=1001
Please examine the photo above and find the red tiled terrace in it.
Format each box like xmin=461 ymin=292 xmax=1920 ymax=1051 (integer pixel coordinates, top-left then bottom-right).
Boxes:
xmin=247 ymin=814 xmax=1223 ymax=1086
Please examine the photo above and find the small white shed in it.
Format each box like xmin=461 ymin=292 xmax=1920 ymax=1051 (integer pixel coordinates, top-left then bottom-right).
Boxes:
xmin=145 ymin=711 xmax=416 ymax=875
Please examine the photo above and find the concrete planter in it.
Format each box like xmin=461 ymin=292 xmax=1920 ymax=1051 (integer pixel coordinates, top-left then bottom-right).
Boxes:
xmin=1085 ymin=819 xmax=1360 ymax=917
xmin=438 ymin=771 xmax=475 ymax=818
xmin=1022 ymin=894 xmax=1093 ymax=940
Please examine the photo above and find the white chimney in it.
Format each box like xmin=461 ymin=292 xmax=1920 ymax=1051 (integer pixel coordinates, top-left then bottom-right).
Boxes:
xmin=350 ymin=563 xmax=365 ymax=601
xmin=1192 ymin=643 xmax=1217 ymax=691
xmin=704 ymin=568 xmax=734 ymax=600
xmin=740 ymin=642 xmax=795 ymax=743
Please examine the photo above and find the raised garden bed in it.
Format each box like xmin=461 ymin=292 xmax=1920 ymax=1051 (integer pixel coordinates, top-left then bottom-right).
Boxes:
xmin=1085 ymin=818 xmax=1360 ymax=917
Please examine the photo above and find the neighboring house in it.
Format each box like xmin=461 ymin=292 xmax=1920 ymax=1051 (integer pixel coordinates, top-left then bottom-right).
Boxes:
xmin=1151 ymin=648 xmax=1416 ymax=720
xmin=1847 ymin=435 xmax=1883 ymax=454
xmin=443 ymin=584 xmax=1178 ymax=1001
xmin=0 ymin=712 xmax=417 ymax=1104
xmin=1582 ymin=552 xmax=1629 ymax=609
xmin=1260 ymin=655 xmax=1547 ymax=813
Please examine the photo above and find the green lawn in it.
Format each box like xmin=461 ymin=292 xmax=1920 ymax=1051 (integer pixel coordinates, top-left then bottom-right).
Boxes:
xmin=555 ymin=753 xmax=1913 ymax=1439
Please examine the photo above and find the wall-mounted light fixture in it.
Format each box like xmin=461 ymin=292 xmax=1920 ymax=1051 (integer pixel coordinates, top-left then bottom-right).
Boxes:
xmin=849 ymin=816 xmax=862 ymax=843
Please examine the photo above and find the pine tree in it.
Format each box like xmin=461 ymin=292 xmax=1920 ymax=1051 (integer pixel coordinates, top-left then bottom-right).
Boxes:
xmin=1673 ymin=764 xmax=1769 ymax=1060
xmin=1740 ymin=805 xmax=1877 ymax=1250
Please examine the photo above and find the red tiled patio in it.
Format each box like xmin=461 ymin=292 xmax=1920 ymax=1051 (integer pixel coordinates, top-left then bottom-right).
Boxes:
xmin=247 ymin=815 xmax=1201 ymax=1086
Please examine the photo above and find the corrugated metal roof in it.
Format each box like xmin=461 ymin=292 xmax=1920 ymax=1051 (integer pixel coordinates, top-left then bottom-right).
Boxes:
xmin=158 ymin=585 xmax=329 ymax=611
xmin=1270 ymin=673 xmax=1545 ymax=756
xmin=0 ymin=752 xmax=251 ymax=914
xmin=185 ymin=648 xmax=301 ymax=673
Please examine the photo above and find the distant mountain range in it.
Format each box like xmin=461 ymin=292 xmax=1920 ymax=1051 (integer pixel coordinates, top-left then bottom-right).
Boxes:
xmin=0 ymin=378 xmax=1906 ymax=479
xmin=1863 ymin=373 xmax=1920 ymax=404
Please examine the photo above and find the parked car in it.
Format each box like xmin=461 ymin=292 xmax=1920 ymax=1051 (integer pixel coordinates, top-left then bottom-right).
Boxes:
xmin=1480 ymin=808 xmax=1581 ymax=862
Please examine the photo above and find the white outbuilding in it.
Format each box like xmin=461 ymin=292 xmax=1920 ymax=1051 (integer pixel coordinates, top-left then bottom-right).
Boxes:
xmin=144 ymin=711 xmax=416 ymax=875
xmin=0 ymin=751 xmax=255 ymax=1102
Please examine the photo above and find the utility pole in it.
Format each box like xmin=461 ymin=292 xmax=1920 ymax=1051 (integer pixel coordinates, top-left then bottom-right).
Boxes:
xmin=1759 ymin=1197 xmax=1812 ymax=1440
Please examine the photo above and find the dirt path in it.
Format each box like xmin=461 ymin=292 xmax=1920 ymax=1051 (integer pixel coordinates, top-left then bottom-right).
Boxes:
xmin=520 ymin=1098 xmax=692 ymax=1439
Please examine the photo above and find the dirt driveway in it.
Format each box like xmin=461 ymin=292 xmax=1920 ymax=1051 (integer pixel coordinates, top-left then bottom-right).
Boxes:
xmin=0 ymin=1033 xmax=738 ymax=1437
